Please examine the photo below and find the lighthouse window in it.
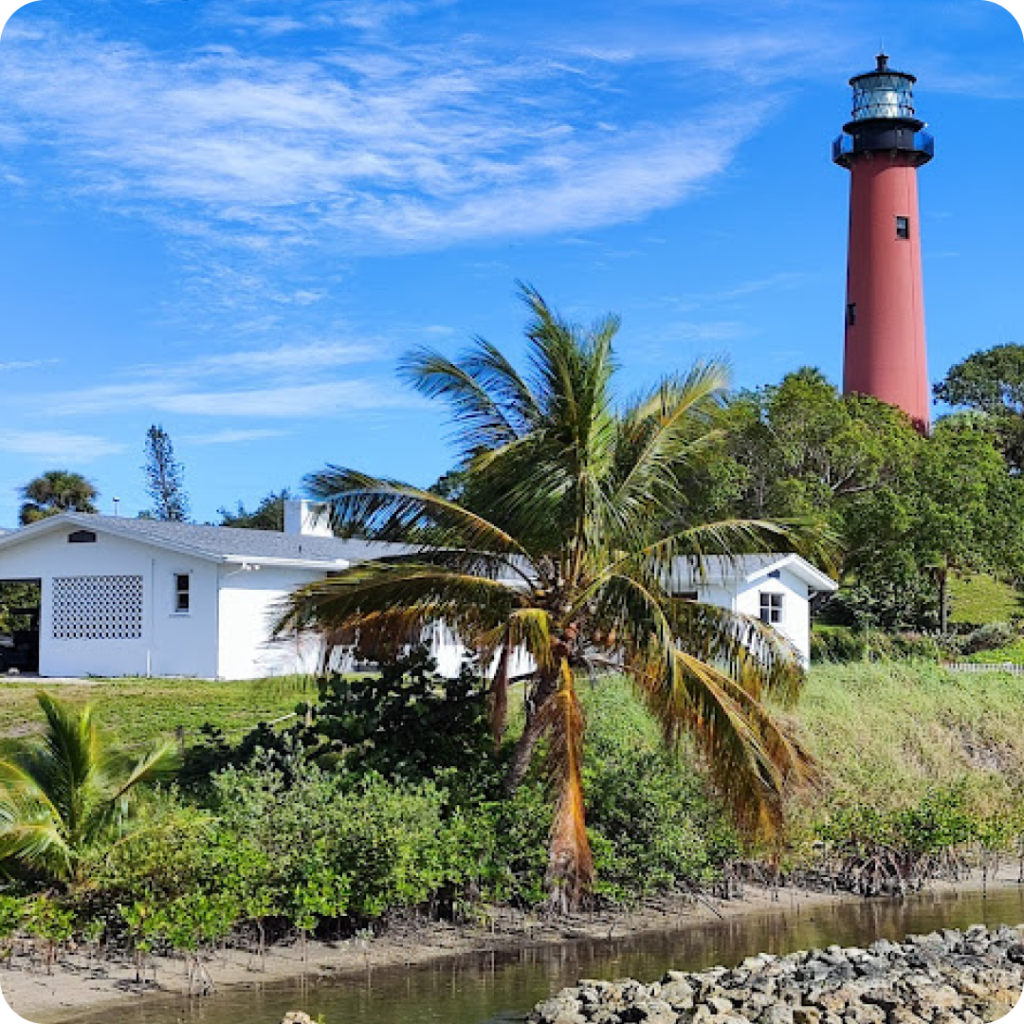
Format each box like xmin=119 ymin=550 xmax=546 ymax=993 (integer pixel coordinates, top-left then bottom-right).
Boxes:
xmin=896 ymin=216 xmax=910 ymax=239
xmin=846 ymin=303 xmax=857 ymax=326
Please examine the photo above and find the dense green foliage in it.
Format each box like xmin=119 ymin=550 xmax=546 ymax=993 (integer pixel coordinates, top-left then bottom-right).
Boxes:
xmin=698 ymin=369 xmax=1024 ymax=629
xmin=0 ymin=581 xmax=39 ymax=635
xmin=1 ymin=663 xmax=1022 ymax=959
xmin=934 ymin=343 xmax=1024 ymax=471
xmin=218 ymin=488 xmax=293 ymax=530
xmin=181 ymin=649 xmax=497 ymax=799
xmin=18 ymin=470 xmax=98 ymax=524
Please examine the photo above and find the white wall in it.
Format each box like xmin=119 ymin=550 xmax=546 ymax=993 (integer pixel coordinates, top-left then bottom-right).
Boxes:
xmin=0 ymin=527 xmax=219 ymax=678
xmin=216 ymin=565 xmax=327 ymax=679
xmin=732 ymin=569 xmax=811 ymax=664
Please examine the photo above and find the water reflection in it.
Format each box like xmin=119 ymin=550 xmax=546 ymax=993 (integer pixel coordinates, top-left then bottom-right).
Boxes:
xmin=71 ymin=886 xmax=1024 ymax=1024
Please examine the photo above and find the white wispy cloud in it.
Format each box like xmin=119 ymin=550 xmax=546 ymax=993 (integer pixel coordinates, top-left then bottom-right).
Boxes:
xmin=0 ymin=358 xmax=58 ymax=371
xmin=0 ymin=430 xmax=126 ymax=460
xmin=12 ymin=338 xmax=418 ymax=423
xmin=181 ymin=428 xmax=289 ymax=445
xmin=133 ymin=341 xmax=382 ymax=379
xmin=49 ymin=379 xmax=415 ymax=418
xmin=0 ymin=13 xmax=804 ymax=253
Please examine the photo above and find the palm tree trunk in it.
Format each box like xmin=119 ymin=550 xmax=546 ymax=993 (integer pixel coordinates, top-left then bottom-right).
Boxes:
xmin=490 ymin=637 xmax=512 ymax=751
xmin=504 ymin=669 xmax=558 ymax=792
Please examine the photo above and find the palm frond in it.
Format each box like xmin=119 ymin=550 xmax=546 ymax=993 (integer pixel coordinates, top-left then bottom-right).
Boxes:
xmin=613 ymin=360 xmax=730 ymax=505
xmin=399 ymin=347 xmax=524 ymax=454
xmin=305 ymin=467 xmax=533 ymax=558
xmin=630 ymin=647 xmax=817 ymax=842
xmin=276 ymin=562 xmax=524 ymax=637
xmin=461 ymin=337 xmax=542 ymax=432
xmin=0 ymin=814 xmax=72 ymax=879
xmin=23 ymin=691 xmax=100 ymax=845
xmin=98 ymin=742 xmax=180 ymax=836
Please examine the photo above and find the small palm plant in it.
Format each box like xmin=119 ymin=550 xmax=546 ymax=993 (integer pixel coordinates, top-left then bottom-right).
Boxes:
xmin=279 ymin=285 xmax=833 ymax=910
xmin=0 ymin=692 xmax=178 ymax=884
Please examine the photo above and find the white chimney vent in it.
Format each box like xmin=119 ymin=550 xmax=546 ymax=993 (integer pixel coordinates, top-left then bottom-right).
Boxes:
xmin=283 ymin=499 xmax=333 ymax=537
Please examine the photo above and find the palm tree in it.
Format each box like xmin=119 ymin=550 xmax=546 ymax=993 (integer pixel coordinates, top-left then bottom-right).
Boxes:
xmin=0 ymin=693 xmax=177 ymax=883
xmin=19 ymin=470 xmax=99 ymax=525
xmin=279 ymin=285 xmax=831 ymax=909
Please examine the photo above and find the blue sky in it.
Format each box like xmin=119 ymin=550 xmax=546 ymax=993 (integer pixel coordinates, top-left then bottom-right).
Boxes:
xmin=0 ymin=0 xmax=1022 ymax=526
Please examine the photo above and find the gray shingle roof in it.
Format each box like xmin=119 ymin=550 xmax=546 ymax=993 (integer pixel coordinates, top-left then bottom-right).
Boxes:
xmin=4 ymin=513 xmax=415 ymax=566
xmin=0 ymin=515 xmax=836 ymax=589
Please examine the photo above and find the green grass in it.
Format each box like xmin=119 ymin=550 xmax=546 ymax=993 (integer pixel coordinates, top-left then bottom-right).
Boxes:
xmin=794 ymin=661 xmax=1024 ymax=819
xmin=5 ymin=663 xmax=1024 ymax=833
xmin=0 ymin=675 xmax=315 ymax=757
xmin=962 ymin=638 xmax=1024 ymax=665
xmin=948 ymin=572 xmax=1023 ymax=627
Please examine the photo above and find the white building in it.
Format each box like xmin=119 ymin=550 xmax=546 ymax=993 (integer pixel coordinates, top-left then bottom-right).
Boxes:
xmin=669 ymin=554 xmax=838 ymax=664
xmin=0 ymin=502 xmax=834 ymax=679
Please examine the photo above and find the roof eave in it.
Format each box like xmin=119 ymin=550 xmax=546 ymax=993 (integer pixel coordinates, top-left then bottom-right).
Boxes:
xmin=743 ymin=554 xmax=838 ymax=592
xmin=0 ymin=513 xmax=226 ymax=563
xmin=220 ymin=555 xmax=351 ymax=570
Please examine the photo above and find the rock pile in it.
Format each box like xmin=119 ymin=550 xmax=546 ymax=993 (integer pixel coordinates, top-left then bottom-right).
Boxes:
xmin=527 ymin=925 xmax=1024 ymax=1024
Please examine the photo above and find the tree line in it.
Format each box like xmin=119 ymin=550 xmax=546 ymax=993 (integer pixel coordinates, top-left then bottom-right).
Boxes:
xmin=13 ymin=342 xmax=1024 ymax=636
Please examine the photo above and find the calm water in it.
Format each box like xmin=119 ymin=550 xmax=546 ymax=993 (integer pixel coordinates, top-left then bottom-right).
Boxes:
xmin=74 ymin=886 xmax=1024 ymax=1024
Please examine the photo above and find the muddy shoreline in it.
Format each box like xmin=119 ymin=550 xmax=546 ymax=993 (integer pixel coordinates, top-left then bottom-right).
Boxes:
xmin=1 ymin=871 xmax=1020 ymax=1024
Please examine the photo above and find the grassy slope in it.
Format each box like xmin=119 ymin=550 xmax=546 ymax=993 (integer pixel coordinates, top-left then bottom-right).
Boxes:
xmin=794 ymin=661 xmax=1024 ymax=819
xmin=948 ymin=572 xmax=1023 ymax=627
xmin=3 ymin=662 xmax=1022 ymax=826
xmin=0 ymin=676 xmax=313 ymax=757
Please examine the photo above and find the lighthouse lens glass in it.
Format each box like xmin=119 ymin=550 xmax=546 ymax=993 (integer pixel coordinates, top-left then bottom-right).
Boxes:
xmin=852 ymin=74 xmax=915 ymax=120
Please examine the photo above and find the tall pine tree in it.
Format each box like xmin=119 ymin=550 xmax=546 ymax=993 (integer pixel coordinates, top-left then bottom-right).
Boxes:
xmin=143 ymin=425 xmax=189 ymax=521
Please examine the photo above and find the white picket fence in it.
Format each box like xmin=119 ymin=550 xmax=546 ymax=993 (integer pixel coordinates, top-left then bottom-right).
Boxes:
xmin=944 ymin=661 xmax=1024 ymax=675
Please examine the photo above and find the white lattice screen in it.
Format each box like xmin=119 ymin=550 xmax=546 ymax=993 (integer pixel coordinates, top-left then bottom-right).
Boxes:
xmin=52 ymin=575 xmax=144 ymax=641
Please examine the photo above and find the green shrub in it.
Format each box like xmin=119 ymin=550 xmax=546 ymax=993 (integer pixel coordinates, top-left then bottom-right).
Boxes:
xmin=99 ymin=754 xmax=482 ymax=932
xmin=811 ymin=625 xmax=868 ymax=662
xmin=959 ymin=621 xmax=1019 ymax=656
xmin=0 ymin=895 xmax=24 ymax=960
xmin=577 ymin=678 xmax=738 ymax=902
xmin=811 ymin=625 xmax=945 ymax=663
xmin=180 ymin=648 xmax=499 ymax=801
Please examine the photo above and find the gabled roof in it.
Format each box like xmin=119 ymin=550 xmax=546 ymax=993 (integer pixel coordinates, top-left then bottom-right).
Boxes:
xmin=0 ymin=513 xmax=415 ymax=569
xmin=0 ymin=515 xmax=838 ymax=592
xmin=670 ymin=553 xmax=838 ymax=593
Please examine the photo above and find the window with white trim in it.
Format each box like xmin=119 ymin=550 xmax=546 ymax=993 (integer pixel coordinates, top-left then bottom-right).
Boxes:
xmin=174 ymin=574 xmax=190 ymax=613
xmin=759 ymin=591 xmax=783 ymax=625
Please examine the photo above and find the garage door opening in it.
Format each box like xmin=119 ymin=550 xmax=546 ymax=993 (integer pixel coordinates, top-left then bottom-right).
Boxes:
xmin=0 ymin=580 xmax=40 ymax=675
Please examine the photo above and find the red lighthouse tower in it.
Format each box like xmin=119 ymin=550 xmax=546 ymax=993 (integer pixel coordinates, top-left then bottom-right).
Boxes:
xmin=834 ymin=54 xmax=934 ymax=430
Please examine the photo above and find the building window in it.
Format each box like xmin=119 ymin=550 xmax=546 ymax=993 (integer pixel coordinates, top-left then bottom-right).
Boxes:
xmin=174 ymin=574 xmax=190 ymax=613
xmin=52 ymin=575 xmax=143 ymax=640
xmin=677 ymin=591 xmax=698 ymax=601
xmin=68 ymin=530 xmax=97 ymax=544
xmin=896 ymin=216 xmax=910 ymax=239
xmin=759 ymin=592 xmax=783 ymax=625
xmin=846 ymin=303 xmax=857 ymax=326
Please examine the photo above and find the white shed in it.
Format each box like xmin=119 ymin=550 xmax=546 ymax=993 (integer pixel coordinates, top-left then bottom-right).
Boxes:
xmin=669 ymin=554 xmax=838 ymax=665
xmin=0 ymin=504 xmax=835 ymax=679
